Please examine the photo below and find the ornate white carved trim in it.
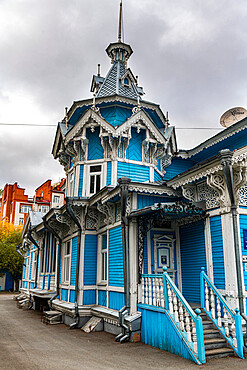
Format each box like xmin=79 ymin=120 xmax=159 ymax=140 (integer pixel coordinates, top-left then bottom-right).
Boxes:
xmin=197 ymin=182 xmax=219 ymax=209
xmin=128 ymin=184 xmax=177 ymax=196
xmin=182 ymin=185 xmax=196 ymax=202
xmin=97 ymin=202 xmax=115 ymax=224
xmin=169 ymin=164 xmax=223 ymax=189
xmin=86 ymin=208 xmax=99 ymax=230
xmin=206 ymin=173 xmax=227 ymax=207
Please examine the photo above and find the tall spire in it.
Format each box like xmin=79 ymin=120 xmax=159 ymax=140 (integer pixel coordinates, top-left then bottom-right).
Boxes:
xmin=106 ymin=0 xmax=132 ymax=65
xmin=118 ymin=0 xmax=122 ymax=42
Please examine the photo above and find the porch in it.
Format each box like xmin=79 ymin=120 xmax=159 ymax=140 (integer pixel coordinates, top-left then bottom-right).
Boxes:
xmin=137 ymin=268 xmax=245 ymax=364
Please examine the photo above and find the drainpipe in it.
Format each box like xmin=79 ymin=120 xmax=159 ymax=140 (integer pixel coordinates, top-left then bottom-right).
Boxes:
xmin=219 ymin=149 xmax=245 ymax=315
xmin=43 ymin=219 xmax=62 ymax=301
xmin=118 ymin=178 xmax=131 ymax=312
xmin=66 ymin=198 xmax=82 ymax=328
xmin=27 ymin=229 xmax=40 ymax=289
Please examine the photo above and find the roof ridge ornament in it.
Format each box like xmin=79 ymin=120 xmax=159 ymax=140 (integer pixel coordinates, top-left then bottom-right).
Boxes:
xmin=118 ymin=0 xmax=123 ymax=43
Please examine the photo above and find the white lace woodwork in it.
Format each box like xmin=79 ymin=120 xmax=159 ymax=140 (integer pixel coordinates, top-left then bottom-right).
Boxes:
xmin=207 ymin=173 xmax=227 ymax=207
xmin=182 ymin=185 xmax=196 ymax=203
xmin=197 ymin=182 xmax=219 ymax=209
xmin=238 ymin=184 xmax=247 ymax=206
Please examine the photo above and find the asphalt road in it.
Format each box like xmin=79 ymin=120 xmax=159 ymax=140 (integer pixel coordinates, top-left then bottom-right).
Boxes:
xmin=0 ymin=294 xmax=247 ymax=370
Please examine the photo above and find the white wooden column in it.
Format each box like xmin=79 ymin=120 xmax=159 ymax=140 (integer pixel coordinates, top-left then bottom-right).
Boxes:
xmin=204 ymin=216 xmax=214 ymax=281
xmin=129 ymin=217 xmax=138 ymax=314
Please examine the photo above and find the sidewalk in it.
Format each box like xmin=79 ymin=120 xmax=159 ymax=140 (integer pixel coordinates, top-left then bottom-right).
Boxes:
xmin=0 ymin=294 xmax=246 ymax=370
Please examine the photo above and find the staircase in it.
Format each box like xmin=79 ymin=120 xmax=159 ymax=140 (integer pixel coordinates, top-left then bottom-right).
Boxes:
xmin=201 ymin=310 xmax=234 ymax=359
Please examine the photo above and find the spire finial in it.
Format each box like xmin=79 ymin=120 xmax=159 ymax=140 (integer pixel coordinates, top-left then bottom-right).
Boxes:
xmin=118 ymin=0 xmax=123 ymax=42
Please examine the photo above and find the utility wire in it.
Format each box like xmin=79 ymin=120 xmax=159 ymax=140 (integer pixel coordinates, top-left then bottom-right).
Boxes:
xmin=0 ymin=122 xmax=222 ymax=130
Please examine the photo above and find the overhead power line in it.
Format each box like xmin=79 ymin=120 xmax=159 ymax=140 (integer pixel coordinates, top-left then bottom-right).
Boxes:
xmin=0 ymin=122 xmax=222 ymax=130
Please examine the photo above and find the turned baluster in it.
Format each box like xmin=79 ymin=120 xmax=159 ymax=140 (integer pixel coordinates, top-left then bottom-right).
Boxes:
xmin=173 ymin=291 xmax=179 ymax=323
xmin=156 ymin=278 xmax=160 ymax=307
xmin=223 ymin=306 xmax=229 ymax=337
xmin=210 ymin=288 xmax=215 ymax=319
xmin=149 ymin=277 xmax=152 ymax=305
xmin=167 ymin=283 xmax=173 ymax=314
xmin=231 ymin=316 xmax=237 ymax=347
xmin=145 ymin=277 xmax=149 ymax=305
xmin=179 ymin=301 xmax=185 ymax=332
xmin=192 ymin=320 xmax=197 ymax=354
xmin=216 ymin=297 xmax=222 ymax=327
xmin=141 ymin=276 xmax=145 ymax=304
xmin=205 ymin=282 xmax=209 ymax=312
xmin=153 ymin=278 xmax=157 ymax=306
xmin=185 ymin=310 xmax=192 ymax=342
xmin=160 ymin=278 xmax=165 ymax=308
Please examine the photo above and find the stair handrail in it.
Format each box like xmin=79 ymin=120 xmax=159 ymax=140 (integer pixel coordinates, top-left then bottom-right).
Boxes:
xmin=200 ymin=267 xmax=244 ymax=359
xmin=163 ymin=267 xmax=206 ymax=364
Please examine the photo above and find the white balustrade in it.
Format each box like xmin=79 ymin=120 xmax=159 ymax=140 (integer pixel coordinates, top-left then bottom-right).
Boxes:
xmin=210 ymin=288 xmax=215 ymax=319
xmin=145 ymin=277 xmax=149 ymax=305
xmin=141 ymin=276 xmax=145 ymax=304
xmin=216 ymin=297 xmax=222 ymax=327
xmin=231 ymin=317 xmax=237 ymax=347
xmin=223 ymin=306 xmax=229 ymax=337
xmin=185 ymin=310 xmax=192 ymax=342
xmin=159 ymin=278 xmax=164 ymax=308
xmin=205 ymin=282 xmax=209 ymax=312
xmin=173 ymin=291 xmax=179 ymax=323
xmin=192 ymin=320 xmax=198 ymax=354
xmin=179 ymin=301 xmax=185 ymax=332
xmin=148 ymin=277 xmax=152 ymax=305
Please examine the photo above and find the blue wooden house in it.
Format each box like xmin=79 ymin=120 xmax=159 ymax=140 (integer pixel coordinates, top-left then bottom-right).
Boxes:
xmin=20 ymin=3 xmax=247 ymax=364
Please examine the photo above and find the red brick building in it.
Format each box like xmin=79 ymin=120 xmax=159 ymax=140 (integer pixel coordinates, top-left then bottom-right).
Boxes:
xmin=0 ymin=179 xmax=65 ymax=226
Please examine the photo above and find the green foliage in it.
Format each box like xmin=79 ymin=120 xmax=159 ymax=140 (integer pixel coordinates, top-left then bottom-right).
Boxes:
xmin=0 ymin=221 xmax=23 ymax=282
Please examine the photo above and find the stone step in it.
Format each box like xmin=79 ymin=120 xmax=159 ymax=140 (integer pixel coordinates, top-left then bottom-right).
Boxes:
xmin=204 ymin=338 xmax=227 ymax=350
xmin=203 ymin=329 xmax=221 ymax=339
xmin=205 ymin=347 xmax=234 ymax=359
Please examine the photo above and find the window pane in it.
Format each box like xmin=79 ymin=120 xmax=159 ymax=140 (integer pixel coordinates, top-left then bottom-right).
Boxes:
xmin=90 ymin=165 xmax=101 ymax=173
xmin=90 ymin=176 xmax=95 ymax=193
xmin=96 ymin=175 xmax=101 ymax=192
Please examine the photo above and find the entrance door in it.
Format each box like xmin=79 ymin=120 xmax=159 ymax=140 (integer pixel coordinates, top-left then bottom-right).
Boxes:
xmin=154 ymin=234 xmax=176 ymax=281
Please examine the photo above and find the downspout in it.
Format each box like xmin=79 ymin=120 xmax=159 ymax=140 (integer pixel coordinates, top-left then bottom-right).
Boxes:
xmin=219 ymin=150 xmax=245 ymax=315
xmin=65 ymin=198 xmax=82 ymax=328
xmin=27 ymin=229 xmax=40 ymax=289
xmin=118 ymin=177 xmax=131 ymax=312
xmin=43 ymin=219 xmax=62 ymax=302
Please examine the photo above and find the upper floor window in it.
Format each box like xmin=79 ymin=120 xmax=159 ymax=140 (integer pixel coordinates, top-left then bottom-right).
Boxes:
xmin=101 ymin=234 xmax=107 ymax=282
xmin=20 ymin=204 xmax=32 ymax=213
xmin=39 ymin=205 xmax=49 ymax=213
xmin=53 ymin=195 xmax=60 ymax=203
xmin=31 ymin=251 xmax=38 ymax=281
xmin=89 ymin=165 xmax=101 ymax=195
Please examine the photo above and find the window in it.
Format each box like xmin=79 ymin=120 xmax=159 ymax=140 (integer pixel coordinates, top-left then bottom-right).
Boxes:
xmin=39 ymin=205 xmax=49 ymax=213
xmin=53 ymin=195 xmax=60 ymax=203
xmin=69 ymin=172 xmax=74 ymax=196
xmin=89 ymin=165 xmax=101 ymax=195
xmin=20 ymin=204 xmax=32 ymax=213
xmin=19 ymin=218 xmax=24 ymax=225
xmin=101 ymin=234 xmax=107 ymax=281
xmin=25 ymin=256 xmax=30 ymax=280
xmin=31 ymin=251 xmax=38 ymax=280
xmin=63 ymin=241 xmax=71 ymax=283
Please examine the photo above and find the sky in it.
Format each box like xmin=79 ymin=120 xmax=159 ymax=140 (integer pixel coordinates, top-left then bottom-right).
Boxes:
xmin=1 ymin=0 xmax=247 ymax=195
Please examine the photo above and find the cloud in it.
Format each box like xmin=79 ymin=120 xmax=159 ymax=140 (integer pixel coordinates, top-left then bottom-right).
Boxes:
xmin=0 ymin=0 xmax=247 ymax=194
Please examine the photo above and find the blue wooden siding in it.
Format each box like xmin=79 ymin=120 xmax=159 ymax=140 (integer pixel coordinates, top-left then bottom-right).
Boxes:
xmin=87 ymin=127 xmax=104 ymax=160
xmin=69 ymin=290 xmax=75 ymax=303
xmin=83 ymin=290 xmax=96 ymax=305
xmin=239 ymin=215 xmax=247 ymax=291
xmin=109 ymin=291 xmax=125 ymax=310
xmin=84 ymin=234 xmax=97 ymax=285
xmin=109 ymin=227 xmax=124 ymax=287
xmin=210 ymin=216 xmax=225 ymax=289
xmin=164 ymin=158 xmax=195 ymax=181
xmin=137 ymin=195 xmax=173 ymax=209
xmin=4 ymin=271 xmax=14 ymax=291
xmin=117 ymin=162 xmax=149 ymax=183
xmin=138 ymin=305 xmax=196 ymax=363
xmin=180 ymin=221 xmax=207 ymax=303
xmin=191 ymin=127 xmax=247 ymax=163
xmin=98 ymin=290 xmax=107 ymax=306
xmin=154 ymin=169 xmax=162 ymax=182
xmin=100 ymin=106 xmax=132 ymax=126
xmin=61 ymin=288 xmax=68 ymax=301
xmin=70 ymin=236 xmax=78 ymax=286
xmin=107 ymin=162 xmax=112 ymax=185
xmin=126 ymin=128 xmax=145 ymax=161
xmin=78 ymin=165 xmax=84 ymax=196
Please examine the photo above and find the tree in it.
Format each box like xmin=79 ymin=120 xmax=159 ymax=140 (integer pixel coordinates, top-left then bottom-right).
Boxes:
xmin=0 ymin=220 xmax=23 ymax=290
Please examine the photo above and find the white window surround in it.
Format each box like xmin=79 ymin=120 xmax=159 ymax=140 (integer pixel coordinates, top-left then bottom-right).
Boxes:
xmin=53 ymin=195 xmax=60 ymax=203
xmin=97 ymin=233 xmax=108 ymax=284
xmin=31 ymin=250 xmax=38 ymax=281
xmin=20 ymin=204 xmax=32 ymax=213
xmin=63 ymin=241 xmax=71 ymax=284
